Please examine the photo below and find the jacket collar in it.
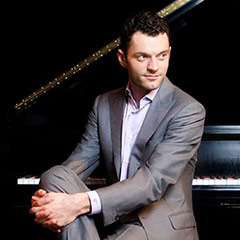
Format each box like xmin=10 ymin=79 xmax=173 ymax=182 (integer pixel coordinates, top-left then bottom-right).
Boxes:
xmin=109 ymin=77 xmax=175 ymax=179
xmin=128 ymin=77 xmax=175 ymax=177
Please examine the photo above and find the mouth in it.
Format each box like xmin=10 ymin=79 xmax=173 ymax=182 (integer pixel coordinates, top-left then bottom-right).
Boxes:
xmin=143 ymin=74 xmax=161 ymax=80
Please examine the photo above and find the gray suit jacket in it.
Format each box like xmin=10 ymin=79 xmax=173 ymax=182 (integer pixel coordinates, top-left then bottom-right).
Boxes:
xmin=63 ymin=77 xmax=205 ymax=240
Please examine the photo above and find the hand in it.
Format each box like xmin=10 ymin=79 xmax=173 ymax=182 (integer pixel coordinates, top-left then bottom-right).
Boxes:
xmin=30 ymin=189 xmax=91 ymax=232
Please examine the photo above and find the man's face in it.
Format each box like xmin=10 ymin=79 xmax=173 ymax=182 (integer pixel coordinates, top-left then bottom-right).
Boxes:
xmin=118 ymin=31 xmax=171 ymax=94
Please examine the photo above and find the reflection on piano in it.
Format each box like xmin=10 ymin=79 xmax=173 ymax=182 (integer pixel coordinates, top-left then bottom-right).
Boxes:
xmin=17 ymin=175 xmax=240 ymax=189
xmin=17 ymin=175 xmax=40 ymax=185
xmin=193 ymin=176 xmax=240 ymax=189
xmin=17 ymin=176 xmax=107 ymax=186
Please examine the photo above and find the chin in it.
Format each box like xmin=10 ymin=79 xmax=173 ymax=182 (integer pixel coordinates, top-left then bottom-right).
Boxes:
xmin=145 ymin=82 xmax=161 ymax=91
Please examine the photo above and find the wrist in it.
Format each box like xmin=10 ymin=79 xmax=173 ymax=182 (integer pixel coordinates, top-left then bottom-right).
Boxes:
xmin=73 ymin=192 xmax=91 ymax=216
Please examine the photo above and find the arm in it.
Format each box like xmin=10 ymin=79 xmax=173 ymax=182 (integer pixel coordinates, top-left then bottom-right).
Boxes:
xmin=97 ymin=102 xmax=205 ymax=225
xmin=30 ymin=96 xmax=102 ymax=231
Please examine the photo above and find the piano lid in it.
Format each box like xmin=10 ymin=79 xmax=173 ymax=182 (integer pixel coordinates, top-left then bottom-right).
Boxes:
xmin=3 ymin=0 xmax=239 ymax=126
xmin=12 ymin=0 xmax=204 ymax=112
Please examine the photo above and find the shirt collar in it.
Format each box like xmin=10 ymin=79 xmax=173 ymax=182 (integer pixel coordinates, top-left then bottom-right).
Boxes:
xmin=125 ymin=82 xmax=159 ymax=102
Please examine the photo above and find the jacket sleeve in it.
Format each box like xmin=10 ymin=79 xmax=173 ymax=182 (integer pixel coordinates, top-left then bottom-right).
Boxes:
xmin=96 ymin=101 xmax=205 ymax=226
xmin=62 ymin=96 xmax=101 ymax=181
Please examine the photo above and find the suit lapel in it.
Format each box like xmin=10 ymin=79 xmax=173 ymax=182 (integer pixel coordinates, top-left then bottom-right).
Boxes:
xmin=128 ymin=77 xmax=175 ymax=177
xmin=109 ymin=88 xmax=126 ymax=179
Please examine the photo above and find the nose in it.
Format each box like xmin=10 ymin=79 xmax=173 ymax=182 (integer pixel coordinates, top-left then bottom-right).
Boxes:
xmin=147 ymin=57 xmax=159 ymax=72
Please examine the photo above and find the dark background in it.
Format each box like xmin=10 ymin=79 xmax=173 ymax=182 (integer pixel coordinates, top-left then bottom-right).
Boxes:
xmin=1 ymin=0 xmax=240 ymax=239
xmin=2 ymin=0 xmax=239 ymax=173
xmin=2 ymin=0 xmax=239 ymax=124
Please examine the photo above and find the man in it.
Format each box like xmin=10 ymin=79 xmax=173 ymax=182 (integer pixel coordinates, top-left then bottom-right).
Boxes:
xmin=30 ymin=11 xmax=205 ymax=240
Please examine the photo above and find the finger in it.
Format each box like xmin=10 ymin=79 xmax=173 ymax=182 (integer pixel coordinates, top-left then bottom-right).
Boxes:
xmin=49 ymin=226 xmax=61 ymax=233
xmin=29 ymin=206 xmax=37 ymax=214
xmin=35 ymin=189 xmax=47 ymax=197
xmin=31 ymin=189 xmax=47 ymax=206
xmin=30 ymin=206 xmax=39 ymax=214
xmin=29 ymin=206 xmax=45 ymax=214
xmin=35 ymin=216 xmax=51 ymax=225
xmin=31 ymin=196 xmax=40 ymax=206
xmin=43 ymin=220 xmax=61 ymax=233
xmin=35 ymin=208 xmax=52 ymax=220
xmin=34 ymin=211 xmax=52 ymax=224
xmin=41 ymin=219 xmax=62 ymax=232
xmin=41 ymin=218 xmax=55 ymax=227
xmin=31 ymin=193 xmax=53 ymax=208
xmin=31 ymin=196 xmax=46 ymax=207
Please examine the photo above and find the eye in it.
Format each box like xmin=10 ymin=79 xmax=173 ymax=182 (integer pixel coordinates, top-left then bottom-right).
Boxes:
xmin=137 ymin=55 xmax=146 ymax=61
xmin=158 ymin=52 xmax=168 ymax=60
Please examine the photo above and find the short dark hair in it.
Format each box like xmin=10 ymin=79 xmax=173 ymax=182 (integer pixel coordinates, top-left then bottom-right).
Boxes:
xmin=120 ymin=11 xmax=170 ymax=55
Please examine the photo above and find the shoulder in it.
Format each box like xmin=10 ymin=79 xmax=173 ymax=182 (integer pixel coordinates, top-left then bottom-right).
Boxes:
xmin=174 ymin=85 xmax=203 ymax=107
xmin=168 ymin=78 xmax=204 ymax=110
xmin=101 ymin=87 xmax=125 ymax=98
xmin=94 ymin=87 xmax=125 ymax=104
xmin=161 ymin=77 xmax=205 ymax=118
xmin=90 ymin=87 xmax=125 ymax=114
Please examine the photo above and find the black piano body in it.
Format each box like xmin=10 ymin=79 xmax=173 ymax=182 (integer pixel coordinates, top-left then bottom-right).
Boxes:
xmin=11 ymin=125 xmax=240 ymax=239
xmin=193 ymin=125 xmax=240 ymax=205
xmin=193 ymin=125 xmax=240 ymax=239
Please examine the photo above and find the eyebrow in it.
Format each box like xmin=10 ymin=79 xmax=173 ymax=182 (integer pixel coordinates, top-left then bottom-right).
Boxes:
xmin=133 ymin=49 xmax=169 ymax=57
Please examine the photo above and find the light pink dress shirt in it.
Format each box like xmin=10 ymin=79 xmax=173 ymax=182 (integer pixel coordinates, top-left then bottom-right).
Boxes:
xmin=87 ymin=85 xmax=159 ymax=214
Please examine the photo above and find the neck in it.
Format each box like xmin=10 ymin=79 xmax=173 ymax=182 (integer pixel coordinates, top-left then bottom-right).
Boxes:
xmin=129 ymin=84 xmax=150 ymax=107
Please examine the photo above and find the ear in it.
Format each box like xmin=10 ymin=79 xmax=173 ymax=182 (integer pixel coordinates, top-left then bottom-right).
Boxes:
xmin=117 ymin=49 xmax=128 ymax=68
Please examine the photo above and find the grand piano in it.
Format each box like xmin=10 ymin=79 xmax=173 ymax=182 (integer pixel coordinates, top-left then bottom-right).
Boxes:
xmin=2 ymin=0 xmax=240 ymax=239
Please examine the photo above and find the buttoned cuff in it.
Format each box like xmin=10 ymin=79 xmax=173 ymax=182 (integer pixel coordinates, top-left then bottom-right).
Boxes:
xmin=87 ymin=190 xmax=102 ymax=215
